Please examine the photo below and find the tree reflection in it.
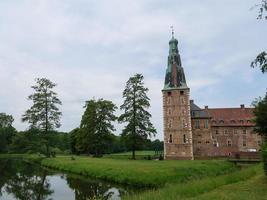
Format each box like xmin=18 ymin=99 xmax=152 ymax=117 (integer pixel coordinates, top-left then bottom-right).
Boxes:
xmin=66 ymin=175 xmax=124 ymax=200
xmin=0 ymin=159 xmax=53 ymax=200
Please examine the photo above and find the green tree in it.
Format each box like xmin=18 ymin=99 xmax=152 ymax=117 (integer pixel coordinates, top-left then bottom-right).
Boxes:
xmin=0 ymin=113 xmax=14 ymax=128
xmin=0 ymin=113 xmax=16 ymax=153
xmin=253 ymin=93 xmax=267 ymax=141
xmin=22 ymin=78 xmax=62 ymax=156
xmin=251 ymin=0 xmax=267 ymax=73
xmin=76 ymin=99 xmax=117 ymax=157
xmin=69 ymin=128 xmax=80 ymax=154
xmin=119 ymin=74 xmax=156 ymax=159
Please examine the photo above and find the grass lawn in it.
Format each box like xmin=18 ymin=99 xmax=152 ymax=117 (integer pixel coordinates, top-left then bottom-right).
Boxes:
xmin=41 ymin=156 xmax=236 ymax=187
xmin=188 ymin=169 xmax=267 ymax=200
xmin=125 ymin=164 xmax=261 ymax=200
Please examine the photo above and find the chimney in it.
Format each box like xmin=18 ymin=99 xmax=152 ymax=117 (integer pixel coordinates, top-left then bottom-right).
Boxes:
xmin=205 ymin=106 xmax=208 ymax=110
xmin=190 ymin=100 xmax=194 ymax=104
xmin=240 ymin=104 xmax=245 ymax=109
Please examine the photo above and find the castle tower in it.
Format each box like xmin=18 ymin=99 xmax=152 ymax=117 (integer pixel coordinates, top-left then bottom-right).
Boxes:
xmin=162 ymin=33 xmax=194 ymax=160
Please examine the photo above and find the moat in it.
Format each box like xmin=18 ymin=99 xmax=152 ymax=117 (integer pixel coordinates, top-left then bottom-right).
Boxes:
xmin=0 ymin=159 xmax=139 ymax=200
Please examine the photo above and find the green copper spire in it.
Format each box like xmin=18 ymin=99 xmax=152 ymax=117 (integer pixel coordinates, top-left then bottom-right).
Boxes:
xmin=163 ymin=30 xmax=188 ymax=90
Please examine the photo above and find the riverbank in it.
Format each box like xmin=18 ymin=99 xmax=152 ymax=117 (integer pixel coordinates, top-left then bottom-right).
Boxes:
xmin=41 ymin=156 xmax=236 ymax=187
xmin=1 ymin=154 xmax=265 ymax=199
xmin=125 ymin=164 xmax=261 ymax=200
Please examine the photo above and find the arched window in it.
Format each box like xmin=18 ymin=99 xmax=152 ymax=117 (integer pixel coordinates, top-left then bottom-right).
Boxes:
xmin=230 ymin=120 xmax=236 ymax=124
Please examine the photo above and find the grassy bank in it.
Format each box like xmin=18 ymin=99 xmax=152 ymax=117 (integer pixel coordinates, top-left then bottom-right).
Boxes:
xmin=189 ymin=166 xmax=267 ymax=200
xmin=125 ymin=164 xmax=261 ymax=200
xmin=0 ymin=153 xmax=44 ymax=162
xmin=1 ymin=154 xmax=265 ymax=199
xmin=41 ymin=156 xmax=236 ymax=187
xmin=104 ymin=150 xmax=158 ymax=160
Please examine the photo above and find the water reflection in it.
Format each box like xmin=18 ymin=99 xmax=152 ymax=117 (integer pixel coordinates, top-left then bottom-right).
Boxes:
xmin=0 ymin=159 xmax=135 ymax=200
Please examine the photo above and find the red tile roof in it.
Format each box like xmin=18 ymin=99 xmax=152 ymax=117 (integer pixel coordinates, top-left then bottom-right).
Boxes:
xmin=207 ymin=107 xmax=255 ymax=127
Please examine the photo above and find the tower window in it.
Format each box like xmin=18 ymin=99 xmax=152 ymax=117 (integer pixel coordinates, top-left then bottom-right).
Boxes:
xmin=167 ymin=97 xmax=171 ymax=105
xmin=183 ymin=134 xmax=186 ymax=143
xmin=180 ymin=97 xmax=185 ymax=104
xmin=168 ymin=119 xmax=172 ymax=129
xmin=168 ymin=108 xmax=172 ymax=116
xmin=168 ymin=91 xmax=172 ymax=96
xmin=180 ymin=91 xmax=184 ymax=95
xmin=169 ymin=134 xmax=173 ymax=143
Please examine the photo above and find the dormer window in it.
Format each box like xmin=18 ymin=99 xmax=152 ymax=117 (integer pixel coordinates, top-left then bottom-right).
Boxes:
xmin=219 ymin=120 xmax=224 ymax=124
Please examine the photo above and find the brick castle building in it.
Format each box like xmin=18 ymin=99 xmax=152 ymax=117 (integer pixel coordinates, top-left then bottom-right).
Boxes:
xmin=162 ymin=34 xmax=262 ymax=160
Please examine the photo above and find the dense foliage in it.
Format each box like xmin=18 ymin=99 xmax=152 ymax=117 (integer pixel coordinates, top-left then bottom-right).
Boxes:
xmin=253 ymin=93 xmax=267 ymax=140
xmin=119 ymin=74 xmax=156 ymax=159
xmin=263 ymin=142 xmax=267 ymax=175
xmin=73 ymin=99 xmax=117 ymax=157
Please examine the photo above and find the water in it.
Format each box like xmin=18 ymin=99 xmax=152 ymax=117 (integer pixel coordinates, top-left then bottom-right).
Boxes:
xmin=0 ymin=159 xmax=139 ymax=200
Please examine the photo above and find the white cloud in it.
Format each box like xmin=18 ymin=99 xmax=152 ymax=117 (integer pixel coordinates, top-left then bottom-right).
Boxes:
xmin=0 ymin=0 xmax=266 ymax=140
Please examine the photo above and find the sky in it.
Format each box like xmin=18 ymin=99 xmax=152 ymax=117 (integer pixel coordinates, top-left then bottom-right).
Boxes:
xmin=0 ymin=0 xmax=266 ymax=140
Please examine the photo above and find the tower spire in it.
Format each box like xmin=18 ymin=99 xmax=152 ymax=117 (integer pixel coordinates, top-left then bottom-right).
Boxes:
xmin=163 ymin=32 xmax=187 ymax=90
xmin=170 ymin=25 xmax=174 ymax=38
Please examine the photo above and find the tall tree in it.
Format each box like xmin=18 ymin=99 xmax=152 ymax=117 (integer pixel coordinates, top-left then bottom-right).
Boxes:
xmin=22 ymin=78 xmax=62 ymax=156
xmin=0 ymin=113 xmax=14 ymax=128
xmin=251 ymin=0 xmax=267 ymax=73
xmin=0 ymin=113 xmax=16 ymax=153
xmin=76 ymin=99 xmax=117 ymax=157
xmin=119 ymin=74 xmax=156 ymax=159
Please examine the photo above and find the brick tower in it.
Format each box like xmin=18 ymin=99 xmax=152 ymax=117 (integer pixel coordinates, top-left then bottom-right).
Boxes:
xmin=162 ymin=33 xmax=194 ymax=160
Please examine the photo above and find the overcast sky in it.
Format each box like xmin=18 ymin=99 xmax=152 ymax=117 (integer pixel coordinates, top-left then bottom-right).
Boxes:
xmin=0 ymin=0 xmax=266 ymax=140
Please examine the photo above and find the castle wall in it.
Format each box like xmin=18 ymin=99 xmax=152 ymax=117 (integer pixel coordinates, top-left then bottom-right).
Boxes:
xmin=192 ymin=123 xmax=263 ymax=158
